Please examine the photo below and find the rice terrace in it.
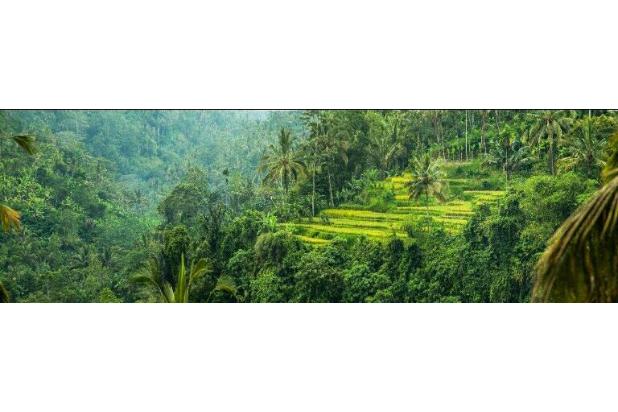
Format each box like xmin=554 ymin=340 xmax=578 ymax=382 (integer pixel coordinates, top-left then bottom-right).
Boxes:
xmin=284 ymin=161 xmax=506 ymax=245
xmin=1 ymin=110 xmax=616 ymax=303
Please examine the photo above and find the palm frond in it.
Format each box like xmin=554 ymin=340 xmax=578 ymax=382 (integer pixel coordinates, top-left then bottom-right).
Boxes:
xmin=214 ymin=275 xmax=237 ymax=296
xmin=10 ymin=135 xmax=37 ymax=155
xmin=533 ymin=176 xmax=618 ymax=302
xmin=162 ymin=282 xmax=176 ymax=303
xmin=0 ymin=204 xmax=21 ymax=232
xmin=0 ymin=281 xmax=10 ymax=303
xmin=175 ymin=253 xmax=188 ymax=303
xmin=187 ymin=258 xmax=211 ymax=299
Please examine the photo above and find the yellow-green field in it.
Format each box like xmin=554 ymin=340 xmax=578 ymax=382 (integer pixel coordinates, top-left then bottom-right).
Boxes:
xmin=285 ymin=163 xmax=505 ymax=245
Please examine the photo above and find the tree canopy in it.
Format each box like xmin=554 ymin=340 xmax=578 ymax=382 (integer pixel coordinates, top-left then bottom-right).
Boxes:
xmin=1 ymin=109 xmax=616 ymax=302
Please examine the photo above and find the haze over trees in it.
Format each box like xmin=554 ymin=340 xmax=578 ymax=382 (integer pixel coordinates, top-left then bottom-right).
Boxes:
xmin=1 ymin=109 xmax=616 ymax=302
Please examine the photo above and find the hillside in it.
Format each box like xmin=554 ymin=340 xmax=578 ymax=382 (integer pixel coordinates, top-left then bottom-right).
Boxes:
xmin=284 ymin=162 xmax=506 ymax=244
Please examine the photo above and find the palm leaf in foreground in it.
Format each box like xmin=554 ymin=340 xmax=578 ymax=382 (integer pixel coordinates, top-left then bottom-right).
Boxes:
xmin=0 ymin=281 xmax=9 ymax=303
xmin=132 ymin=254 xmax=211 ymax=303
xmin=9 ymin=135 xmax=37 ymax=155
xmin=1 ymin=134 xmax=36 ymax=235
xmin=0 ymin=204 xmax=21 ymax=232
xmin=533 ymin=173 xmax=618 ymax=302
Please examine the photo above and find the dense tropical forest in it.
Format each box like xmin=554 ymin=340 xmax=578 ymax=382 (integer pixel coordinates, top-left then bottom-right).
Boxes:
xmin=1 ymin=109 xmax=616 ymax=303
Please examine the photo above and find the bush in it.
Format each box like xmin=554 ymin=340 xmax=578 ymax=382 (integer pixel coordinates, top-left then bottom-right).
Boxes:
xmin=250 ymin=269 xmax=287 ymax=302
xmin=293 ymin=251 xmax=344 ymax=302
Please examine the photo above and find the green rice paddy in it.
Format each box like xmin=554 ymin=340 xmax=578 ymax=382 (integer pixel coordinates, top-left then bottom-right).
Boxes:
xmin=286 ymin=163 xmax=506 ymax=245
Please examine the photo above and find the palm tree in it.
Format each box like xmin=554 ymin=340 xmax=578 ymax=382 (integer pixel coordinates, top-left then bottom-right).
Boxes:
xmin=303 ymin=113 xmax=327 ymax=216
xmin=558 ymin=118 xmax=606 ymax=179
xmin=532 ymin=132 xmax=618 ymax=302
xmin=484 ymin=136 xmax=532 ymax=188
xmin=259 ymin=128 xmax=306 ymax=195
xmin=317 ymin=112 xmax=351 ymax=207
xmin=366 ymin=111 xmax=405 ymax=175
xmin=133 ymin=254 xmax=211 ymax=303
xmin=526 ymin=110 xmax=573 ymax=175
xmin=406 ymin=154 xmax=447 ymax=220
xmin=368 ymin=128 xmax=404 ymax=176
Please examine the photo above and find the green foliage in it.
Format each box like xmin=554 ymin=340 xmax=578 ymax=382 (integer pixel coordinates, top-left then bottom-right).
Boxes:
xmin=293 ymin=251 xmax=344 ymax=303
xmin=158 ymin=168 xmax=209 ymax=226
xmin=533 ymin=176 xmax=618 ymax=302
xmin=98 ymin=287 xmax=123 ymax=303
xmin=254 ymin=230 xmax=304 ymax=269
xmin=343 ymin=264 xmax=390 ymax=302
xmin=3 ymin=109 xmax=617 ymax=302
xmin=406 ymin=154 xmax=447 ymax=212
xmin=133 ymin=253 xmax=211 ymax=303
xmin=250 ymin=269 xmax=287 ymax=303
xmin=558 ymin=117 xmax=609 ymax=179
xmin=259 ymin=128 xmax=306 ymax=194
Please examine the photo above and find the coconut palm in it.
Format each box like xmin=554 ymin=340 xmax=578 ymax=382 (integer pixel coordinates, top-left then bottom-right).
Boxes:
xmin=484 ymin=136 xmax=532 ymax=187
xmin=302 ymin=114 xmax=327 ymax=216
xmin=526 ymin=110 xmax=573 ymax=175
xmin=406 ymin=154 xmax=447 ymax=220
xmin=366 ymin=111 xmax=405 ymax=174
xmin=558 ymin=118 xmax=606 ymax=179
xmin=318 ymin=112 xmax=351 ymax=207
xmin=133 ymin=254 xmax=211 ymax=303
xmin=532 ymin=132 xmax=618 ymax=302
xmin=259 ymin=128 xmax=306 ymax=194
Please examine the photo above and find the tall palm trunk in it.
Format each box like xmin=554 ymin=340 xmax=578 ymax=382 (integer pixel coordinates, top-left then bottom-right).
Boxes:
xmin=504 ymin=133 xmax=510 ymax=190
xmin=327 ymin=169 xmax=334 ymax=207
xmin=494 ymin=110 xmax=500 ymax=146
xmin=548 ymin=123 xmax=555 ymax=175
xmin=481 ymin=110 xmax=487 ymax=155
xmin=424 ymin=190 xmax=431 ymax=231
xmin=465 ymin=110 xmax=469 ymax=160
xmin=311 ymin=166 xmax=316 ymax=217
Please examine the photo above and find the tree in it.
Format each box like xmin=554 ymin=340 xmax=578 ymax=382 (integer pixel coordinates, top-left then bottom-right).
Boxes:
xmin=558 ymin=118 xmax=606 ymax=179
xmin=133 ymin=254 xmax=211 ymax=303
xmin=406 ymin=154 xmax=447 ymax=220
xmin=294 ymin=251 xmax=344 ymax=302
xmin=317 ymin=112 xmax=351 ymax=207
xmin=366 ymin=111 xmax=405 ymax=175
xmin=259 ymin=128 xmax=306 ymax=194
xmin=533 ymin=133 xmax=618 ymax=302
xmin=157 ymin=167 xmax=209 ymax=226
xmin=302 ymin=113 xmax=327 ymax=216
xmin=484 ymin=136 xmax=531 ymax=187
xmin=526 ymin=110 xmax=572 ymax=175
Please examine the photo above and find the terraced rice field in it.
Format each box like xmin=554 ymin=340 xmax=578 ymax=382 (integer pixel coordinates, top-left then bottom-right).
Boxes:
xmin=285 ymin=164 xmax=506 ymax=245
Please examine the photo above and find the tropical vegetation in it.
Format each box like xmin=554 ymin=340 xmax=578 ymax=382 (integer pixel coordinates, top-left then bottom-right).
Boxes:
xmin=1 ymin=109 xmax=616 ymax=302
